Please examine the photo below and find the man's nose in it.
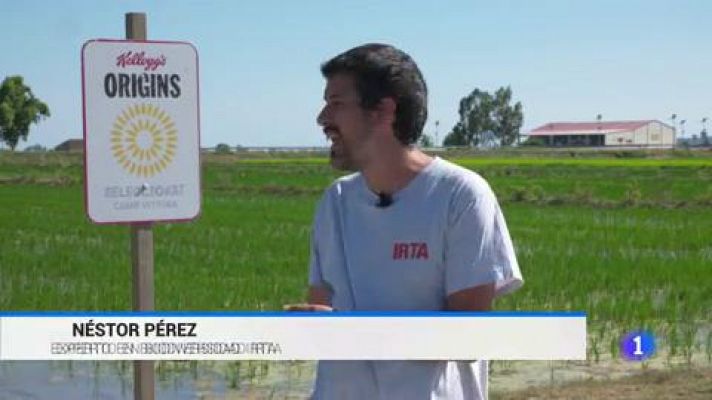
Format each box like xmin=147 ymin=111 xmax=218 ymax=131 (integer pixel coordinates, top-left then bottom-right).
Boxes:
xmin=316 ymin=106 xmax=328 ymax=127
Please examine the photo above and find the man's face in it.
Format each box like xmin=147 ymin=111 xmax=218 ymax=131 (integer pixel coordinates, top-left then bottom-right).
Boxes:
xmin=317 ymin=73 xmax=373 ymax=171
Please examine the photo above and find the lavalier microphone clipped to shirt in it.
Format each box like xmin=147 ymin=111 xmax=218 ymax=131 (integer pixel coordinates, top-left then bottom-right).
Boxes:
xmin=376 ymin=192 xmax=393 ymax=208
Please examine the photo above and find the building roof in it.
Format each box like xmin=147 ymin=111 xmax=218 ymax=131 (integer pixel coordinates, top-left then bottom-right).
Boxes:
xmin=54 ymin=139 xmax=84 ymax=150
xmin=529 ymin=120 xmax=667 ymax=136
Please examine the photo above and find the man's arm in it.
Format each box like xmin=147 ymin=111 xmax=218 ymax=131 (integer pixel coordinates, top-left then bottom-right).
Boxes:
xmin=446 ymin=282 xmax=495 ymax=311
xmin=446 ymin=282 xmax=495 ymax=362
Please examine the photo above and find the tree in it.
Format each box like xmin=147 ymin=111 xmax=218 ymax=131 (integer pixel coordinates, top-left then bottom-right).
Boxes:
xmin=215 ymin=143 xmax=232 ymax=154
xmin=443 ymin=89 xmax=493 ymax=146
xmin=443 ymin=123 xmax=468 ymax=146
xmin=521 ymin=136 xmax=546 ymax=146
xmin=443 ymin=86 xmax=523 ymax=147
xmin=0 ymin=76 xmax=50 ymax=151
xmin=24 ymin=143 xmax=47 ymax=152
xmin=491 ymin=87 xmax=524 ymax=146
xmin=418 ymin=134 xmax=433 ymax=148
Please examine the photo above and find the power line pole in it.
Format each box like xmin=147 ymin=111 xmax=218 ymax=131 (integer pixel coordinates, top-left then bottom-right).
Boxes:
xmin=435 ymin=120 xmax=440 ymax=147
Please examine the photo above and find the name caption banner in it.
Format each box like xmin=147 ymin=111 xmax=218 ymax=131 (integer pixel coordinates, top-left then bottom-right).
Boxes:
xmin=0 ymin=314 xmax=586 ymax=361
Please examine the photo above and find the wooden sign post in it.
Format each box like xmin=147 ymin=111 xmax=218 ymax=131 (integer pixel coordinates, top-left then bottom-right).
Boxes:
xmin=82 ymin=12 xmax=200 ymax=400
xmin=126 ymin=12 xmax=155 ymax=400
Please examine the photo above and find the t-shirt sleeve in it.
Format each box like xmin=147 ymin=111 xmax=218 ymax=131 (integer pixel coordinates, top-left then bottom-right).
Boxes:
xmin=444 ymin=183 xmax=523 ymax=298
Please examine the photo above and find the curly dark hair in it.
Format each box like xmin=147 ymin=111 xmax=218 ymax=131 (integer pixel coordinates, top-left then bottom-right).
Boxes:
xmin=320 ymin=43 xmax=428 ymax=145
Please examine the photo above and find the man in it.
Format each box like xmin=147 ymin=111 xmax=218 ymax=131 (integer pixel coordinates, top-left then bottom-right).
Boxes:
xmin=286 ymin=43 xmax=523 ymax=399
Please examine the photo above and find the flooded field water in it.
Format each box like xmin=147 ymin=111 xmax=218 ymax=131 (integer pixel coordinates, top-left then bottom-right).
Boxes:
xmin=0 ymin=361 xmax=315 ymax=399
xmin=2 ymin=356 xmax=709 ymax=399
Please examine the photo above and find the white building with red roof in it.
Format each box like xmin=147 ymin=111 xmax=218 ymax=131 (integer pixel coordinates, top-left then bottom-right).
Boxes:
xmin=528 ymin=120 xmax=674 ymax=148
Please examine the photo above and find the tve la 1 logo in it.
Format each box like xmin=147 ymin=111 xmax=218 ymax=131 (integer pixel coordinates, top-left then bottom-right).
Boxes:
xmin=82 ymin=40 xmax=201 ymax=224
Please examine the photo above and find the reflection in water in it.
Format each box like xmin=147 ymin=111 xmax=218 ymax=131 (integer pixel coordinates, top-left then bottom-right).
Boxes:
xmin=0 ymin=361 xmax=315 ymax=399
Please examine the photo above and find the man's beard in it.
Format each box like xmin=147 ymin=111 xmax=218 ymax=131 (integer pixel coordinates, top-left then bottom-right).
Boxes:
xmin=330 ymin=147 xmax=355 ymax=171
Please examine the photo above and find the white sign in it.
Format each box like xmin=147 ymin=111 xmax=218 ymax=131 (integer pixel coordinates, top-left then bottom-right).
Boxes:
xmin=82 ymin=39 xmax=201 ymax=224
xmin=0 ymin=314 xmax=587 ymax=360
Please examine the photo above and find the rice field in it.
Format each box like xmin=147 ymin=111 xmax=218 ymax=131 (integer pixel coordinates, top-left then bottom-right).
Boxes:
xmin=0 ymin=150 xmax=710 ymax=392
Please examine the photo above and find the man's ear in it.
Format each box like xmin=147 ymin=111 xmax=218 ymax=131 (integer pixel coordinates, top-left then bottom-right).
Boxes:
xmin=375 ymin=97 xmax=397 ymax=127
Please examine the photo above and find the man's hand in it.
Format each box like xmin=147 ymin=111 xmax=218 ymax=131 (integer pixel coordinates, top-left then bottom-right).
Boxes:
xmin=283 ymin=303 xmax=334 ymax=312
xmin=446 ymin=282 xmax=495 ymax=311
xmin=283 ymin=286 xmax=334 ymax=311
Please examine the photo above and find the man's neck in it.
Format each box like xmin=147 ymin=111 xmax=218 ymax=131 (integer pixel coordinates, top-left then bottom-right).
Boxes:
xmin=361 ymin=146 xmax=433 ymax=195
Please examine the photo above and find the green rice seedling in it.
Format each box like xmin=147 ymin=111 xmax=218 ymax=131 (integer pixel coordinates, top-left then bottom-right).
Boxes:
xmin=623 ymin=182 xmax=642 ymax=207
xmin=681 ymin=324 xmax=698 ymax=365
xmin=589 ymin=328 xmax=604 ymax=364
xmin=244 ymin=360 xmax=261 ymax=383
xmin=227 ymin=361 xmax=241 ymax=389
xmin=189 ymin=360 xmax=198 ymax=380
xmin=609 ymin=329 xmax=620 ymax=360
xmin=666 ymin=324 xmax=679 ymax=366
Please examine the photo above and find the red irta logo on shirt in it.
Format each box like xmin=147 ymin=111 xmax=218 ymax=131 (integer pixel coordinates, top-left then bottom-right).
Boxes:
xmin=392 ymin=242 xmax=429 ymax=260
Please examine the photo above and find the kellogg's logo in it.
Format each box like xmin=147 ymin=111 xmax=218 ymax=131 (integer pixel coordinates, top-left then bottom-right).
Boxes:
xmin=116 ymin=51 xmax=167 ymax=71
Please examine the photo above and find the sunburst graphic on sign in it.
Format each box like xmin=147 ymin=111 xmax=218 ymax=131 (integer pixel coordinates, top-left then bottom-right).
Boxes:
xmin=110 ymin=104 xmax=177 ymax=178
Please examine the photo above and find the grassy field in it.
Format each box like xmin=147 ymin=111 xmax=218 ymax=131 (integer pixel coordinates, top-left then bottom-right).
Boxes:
xmin=0 ymin=150 xmax=710 ymax=366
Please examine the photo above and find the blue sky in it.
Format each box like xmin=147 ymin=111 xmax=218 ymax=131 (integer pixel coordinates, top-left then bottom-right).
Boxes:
xmin=2 ymin=0 xmax=711 ymax=149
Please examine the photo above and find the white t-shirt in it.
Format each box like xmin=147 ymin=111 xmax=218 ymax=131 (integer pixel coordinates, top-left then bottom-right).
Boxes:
xmin=308 ymin=157 xmax=523 ymax=400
